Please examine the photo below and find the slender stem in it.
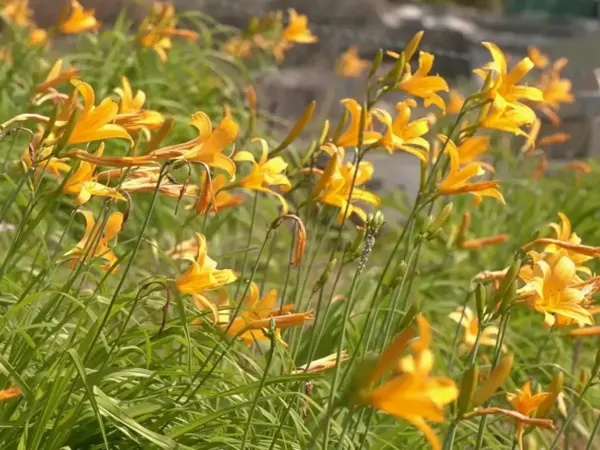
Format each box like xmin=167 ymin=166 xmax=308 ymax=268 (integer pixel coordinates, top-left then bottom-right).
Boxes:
xmin=548 ymin=380 xmax=593 ymax=450
xmin=234 ymin=193 xmax=259 ymax=299
xmin=240 ymin=332 xmax=276 ymax=450
xmin=584 ymin=411 xmax=600 ymax=450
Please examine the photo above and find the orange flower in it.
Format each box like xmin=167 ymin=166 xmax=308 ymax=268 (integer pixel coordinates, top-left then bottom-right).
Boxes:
xmin=32 ymin=59 xmax=79 ymax=98
xmin=175 ymin=232 xmax=237 ymax=297
xmin=447 ymin=89 xmax=465 ymax=115
xmin=337 ymin=46 xmax=369 ymax=78
xmin=436 ymin=144 xmax=504 ymax=205
xmin=63 ymin=144 xmax=125 ymax=206
xmin=28 ymin=28 xmax=48 ymax=46
xmin=2 ymin=0 xmax=32 ymax=26
xmin=535 ymin=58 xmax=574 ymax=126
xmin=61 ymin=80 xmax=133 ymax=145
xmin=0 ymin=386 xmax=21 ymax=401
xmin=113 ymin=76 xmax=164 ymax=132
xmin=528 ymin=46 xmax=549 ymax=69
xmin=358 ymin=316 xmax=458 ymax=450
xmin=58 ymin=0 xmax=100 ymax=34
xmin=335 ymin=99 xmax=382 ymax=147
xmin=222 ymin=282 xmax=312 ymax=346
xmin=234 ymin=139 xmax=291 ymax=213
xmin=64 ymin=210 xmax=124 ymax=271
xmin=373 ymin=99 xmax=430 ymax=162
xmin=448 ymin=307 xmax=504 ymax=350
xmin=192 ymin=173 xmax=244 ymax=215
xmin=151 ymin=111 xmax=238 ymax=178
xmin=506 ymin=381 xmax=552 ymax=450
xmin=282 ymin=9 xmax=317 ymax=44
xmin=137 ymin=2 xmax=198 ymax=62
xmin=394 ymin=51 xmax=449 ymax=112
xmin=312 ymin=145 xmax=380 ymax=223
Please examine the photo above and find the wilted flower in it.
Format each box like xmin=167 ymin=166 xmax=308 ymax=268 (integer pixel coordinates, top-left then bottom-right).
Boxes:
xmin=64 ymin=210 xmax=124 ymax=271
xmin=0 ymin=386 xmax=21 ymax=401
xmin=32 ymin=59 xmax=79 ymax=101
xmin=58 ymin=0 xmax=100 ymax=34
xmin=293 ymin=351 xmax=350 ymax=374
xmin=192 ymin=173 xmax=244 ymax=215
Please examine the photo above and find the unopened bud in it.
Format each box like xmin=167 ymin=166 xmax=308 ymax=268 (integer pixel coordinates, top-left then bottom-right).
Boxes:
xmin=346 ymin=228 xmax=366 ymax=257
xmin=475 ymin=282 xmax=487 ymax=322
xmin=473 ymin=354 xmax=514 ymax=406
xmin=367 ymin=49 xmax=384 ymax=80
xmin=53 ymin=107 xmax=79 ymax=155
xmin=593 ymin=347 xmax=600 ymax=378
xmin=536 ymin=371 xmax=563 ymax=418
xmin=366 ymin=211 xmax=385 ymax=233
xmin=457 ymin=365 xmax=479 ymax=417
xmin=427 ymin=203 xmax=453 ymax=235
xmin=491 ymin=256 xmax=522 ymax=318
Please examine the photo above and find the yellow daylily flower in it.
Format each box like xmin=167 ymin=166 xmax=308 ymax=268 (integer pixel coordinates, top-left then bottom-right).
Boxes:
xmin=113 ymin=76 xmax=164 ymax=132
xmin=448 ymin=306 xmax=504 ymax=351
xmin=175 ymin=232 xmax=237 ymax=296
xmin=518 ymin=255 xmax=595 ymax=327
xmin=536 ymin=58 xmax=574 ymax=126
xmin=282 ymin=9 xmax=317 ymax=44
xmin=337 ymin=46 xmax=369 ymax=78
xmin=394 ymin=51 xmax=449 ymax=112
xmin=528 ymin=46 xmax=549 ymax=69
xmin=436 ymin=145 xmax=504 ymax=205
xmin=336 ymin=99 xmax=382 ymax=147
xmin=312 ymin=145 xmax=380 ymax=222
xmin=447 ymin=89 xmax=465 ymax=115
xmin=150 ymin=111 xmax=238 ymax=178
xmin=544 ymin=212 xmax=593 ymax=268
xmin=28 ymin=28 xmax=48 ymax=46
xmin=359 ymin=316 xmax=458 ymax=450
xmin=476 ymin=42 xmax=543 ymax=120
xmin=63 ymin=144 xmax=125 ymax=206
xmin=61 ymin=80 xmax=133 ymax=145
xmin=32 ymin=59 xmax=79 ymax=99
xmin=506 ymin=381 xmax=552 ymax=450
xmin=64 ymin=210 xmax=124 ymax=271
xmin=234 ymin=139 xmax=291 ymax=213
xmin=2 ymin=0 xmax=32 ymax=26
xmin=373 ymin=100 xmax=430 ymax=162
xmin=58 ymin=0 xmax=100 ymax=34
xmin=217 ymin=282 xmax=313 ymax=347
xmin=137 ymin=2 xmax=198 ymax=62
xmin=192 ymin=173 xmax=244 ymax=215
xmin=438 ymin=134 xmax=490 ymax=166
xmin=479 ymin=94 xmax=536 ymax=137
xmin=22 ymin=129 xmax=71 ymax=183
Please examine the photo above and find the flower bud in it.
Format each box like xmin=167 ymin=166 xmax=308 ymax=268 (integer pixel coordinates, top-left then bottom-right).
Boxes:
xmin=473 ymin=354 xmax=514 ymax=406
xmin=536 ymin=371 xmax=563 ymax=418
xmin=427 ymin=203 xmax=453 ymax=235
xmin=367 ymin=49 xmax=384 ymax=80
xmin=312 ymin=259 xmax=337 ymax=294
xmin=457 ymin=365 xmax=479 ymax=417
xmin=491 ymin=257 xmax=521 ymax=318
xmin=475 ymin=282 xmax=487 ymax=322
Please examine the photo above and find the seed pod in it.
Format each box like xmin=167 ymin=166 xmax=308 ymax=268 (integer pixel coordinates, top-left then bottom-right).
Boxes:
xmin=457 ymin=365 xmax=479 ymax=417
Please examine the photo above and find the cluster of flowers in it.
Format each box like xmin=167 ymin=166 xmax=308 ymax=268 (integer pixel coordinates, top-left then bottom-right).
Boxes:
xmin=1 ymin=2 xmax=595 ymax=449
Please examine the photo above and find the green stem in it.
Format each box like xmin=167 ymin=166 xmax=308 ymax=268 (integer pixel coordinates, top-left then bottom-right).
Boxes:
xmin=234 ymin=192 xmax=259 ymax=299
xmin=584 ymin=410 xmax=600 ymax=450
xmin=548 ymin=380 xmax=593 ymax=450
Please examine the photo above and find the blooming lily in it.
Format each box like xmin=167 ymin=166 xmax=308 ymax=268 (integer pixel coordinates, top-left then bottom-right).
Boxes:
xmin=337 ymin=46 xmax=369 ymax=78
xmin=58 ymin=0 xmax=100 ymax=34
xmin=336 ymin=99 xmax=381 ymax=147
xmin=448 ymin=306 xmax=503 ymax=351
xmin=64 ymin=210 xmax=123 ymax=271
